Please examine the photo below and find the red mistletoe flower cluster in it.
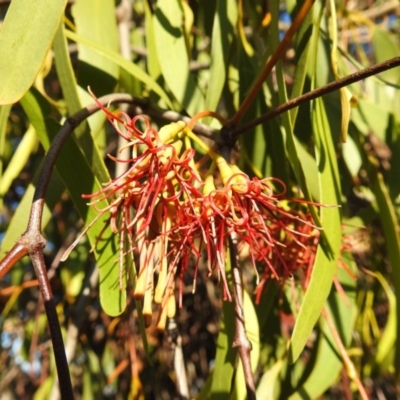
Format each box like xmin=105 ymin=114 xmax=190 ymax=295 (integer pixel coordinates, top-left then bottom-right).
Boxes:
xmin=63 ymin=103 xmax=321 ymax=328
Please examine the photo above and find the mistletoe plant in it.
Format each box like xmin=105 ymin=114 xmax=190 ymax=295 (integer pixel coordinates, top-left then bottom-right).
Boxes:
xmin=1 ymin=0 xmax=400 ymax=399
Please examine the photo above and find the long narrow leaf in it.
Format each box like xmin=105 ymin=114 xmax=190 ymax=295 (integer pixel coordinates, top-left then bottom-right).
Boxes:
xmin=72 ymin=0 xmax=119 ymax=81
xmin=367 ymin=163 xmax=400 ymax=375
xmin=0 ymin=0 xmax=66 ymax=104
xmin=290 ymin=256 xmax=357 ymax=398
xmin=289 ymin=97 xmax=342 ymax=363
xmin=64 ymin=30 xmax=173 ymax=109
xmin=269 ymin=1 xmax=323 ymax=227
xmin=200 ymin=247 xmax=236 ymax=398
xmin=153 ymin=1 xmax=204 ymax=115
xmin=204 ymin=0 xmax=237 ymax=113
xmin=53 ymin=24 xmax=110 ymax=184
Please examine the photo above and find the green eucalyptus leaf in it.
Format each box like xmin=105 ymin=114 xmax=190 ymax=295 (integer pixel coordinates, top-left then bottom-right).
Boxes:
xmin=205 ymin=0 xmax=237 ymax=113
xmin=209 ymin=299 xmax=236 ymax=397
xmin=0 ymin=125 xmax=38 ymax=198
xmin=367 ymin=164 xmax=400 ymax=374
xmin=270 ymin=0 xmax=322 ymax=229
xmin=202 ymin=246 xmax=236 ymax=398
xmin=373 ymin=272 xmax=396 ymax=373
xmin=72 ymin=0 xmax=119 ymax=79
xmin=153 ymin=0 xmax=204 ymax=115
xmin=0 ymin=0 xmax=66 ymax=104
xmin=289 ymin=97 xmax=342 ymax=363
xmin=65 ymin=30 xmax=173 ymax=109
xmin=342 ymin=134 xmax=362 ymax=178
xmin=256 ymin=359 xmax=284 ymax=399
xmin=144 ymin=0 xmax=162 ymax=81
xmin=372 ymin=28 xmax=400 ymax=85
xmin=72 ymin=0 xmax=119 ymax=94
xmin=53 ymin=24 xmax=110 ymax=184
xmin=289 ymin=1 xmax=314 ymax=123
xmin=290 ymin=255 xmax=357 ymax=399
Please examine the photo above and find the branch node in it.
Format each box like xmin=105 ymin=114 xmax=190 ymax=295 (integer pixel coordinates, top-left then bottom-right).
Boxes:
xmin=20 ymin=230 xmax=47 ymax=253
xmin=65 ymin=116 xmax=78 ymax=128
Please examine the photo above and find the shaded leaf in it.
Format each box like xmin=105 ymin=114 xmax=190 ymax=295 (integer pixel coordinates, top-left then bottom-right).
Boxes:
xmin=366 ymin=162 xmax=400 ymax=375
xmin=372 ymin=272 xmax=396 ymax=373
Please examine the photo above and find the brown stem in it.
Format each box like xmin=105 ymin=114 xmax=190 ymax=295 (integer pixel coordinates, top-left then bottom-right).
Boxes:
xmin=322 ymin=308 xmax=368 ymax=400
xmin=50 ymin=263 xmax=99 ymax=400
xmin=229 ymin=0 xmax=316 ymax=127
xmin=0 ymin=242 xmax=29 ymax=280
xmin=23 ymin=94 xmax=134 ymax=398
xmin=186 ymin=109 xmax=228 ymax=131
xmin=131 ymin=101 xmax=218 ymax=139
xmin=229 ymin=233 xmax=256 ymax=400
xmin=231 ymin=56 xmax=400 ymax=138
xmin=30 ymin=250 xmax=74 ymax=398
xmin=0 ymin=93 xmax=136 ymax=399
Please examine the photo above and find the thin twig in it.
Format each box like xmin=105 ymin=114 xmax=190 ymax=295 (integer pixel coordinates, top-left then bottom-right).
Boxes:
xmin=130 ymin=102 xmax=218 ymax=139
xmin=231 ymin=56 xmax=400 ymax=138
xmin=229 ymin=0 xmax=316 ymax=126
xmin=229 ymin=232 xmax=256 ymax=400
xmin=50 ymin=264 xmax=99 ymax=400
xmin=30 ymin=248 xmax=74 ymax=399
xmin=0 ymin=242 xmax=29 ymax=279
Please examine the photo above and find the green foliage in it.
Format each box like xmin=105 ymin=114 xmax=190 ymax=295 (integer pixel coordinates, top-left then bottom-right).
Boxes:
xmin=0 ymin=0 xmax=400 ymax=398
xmin=0 ymin=0 xmax=66 ymax=104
